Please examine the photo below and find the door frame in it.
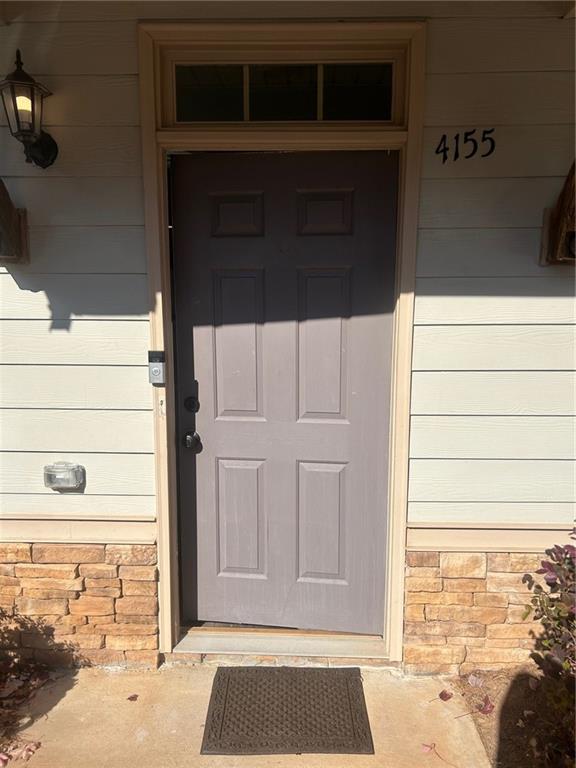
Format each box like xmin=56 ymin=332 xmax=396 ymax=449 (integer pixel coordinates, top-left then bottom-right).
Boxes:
xmin=138 ymin=20 xmax=426 ymax=662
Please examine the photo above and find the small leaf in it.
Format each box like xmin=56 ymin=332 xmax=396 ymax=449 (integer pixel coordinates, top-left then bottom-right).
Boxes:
xmin=521 ymin=605 xmax=533 ymax=621
xmin=477 ymin=695 xmax=495 ymax=715
xmin=127 ymin=693 xmax=139 ymax=701
xmin=439 ymin=689 xmax=453 ymax=701
xmin=421 ymin=743 xmax=436 ymax=753
xmin=467 ymin=673 xmax=483 ymax=688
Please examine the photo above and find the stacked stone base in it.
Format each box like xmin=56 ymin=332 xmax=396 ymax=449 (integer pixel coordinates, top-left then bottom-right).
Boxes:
xmin=0 ymin=543 xmax=159 ymax=667
xmin=404 ymin=551 xmax=543 ymax=675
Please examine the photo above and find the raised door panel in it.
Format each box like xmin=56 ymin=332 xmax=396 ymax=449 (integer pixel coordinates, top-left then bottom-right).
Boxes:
xmin=298 ymin=270 xmax=349 ymax=421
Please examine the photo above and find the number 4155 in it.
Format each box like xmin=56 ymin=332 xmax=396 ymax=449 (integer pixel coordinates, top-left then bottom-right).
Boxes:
xmin=435 ymin=128 xmax=496 ymax=164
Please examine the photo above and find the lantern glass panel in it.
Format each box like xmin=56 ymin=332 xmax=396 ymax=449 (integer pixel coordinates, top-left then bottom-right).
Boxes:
xmin=14 ymin=84 xmax=33 ymax=132
xmin=31 ymin=85 xmax=43 ymax=137
xmin=0 ymin=84 xmax=18 ymax=135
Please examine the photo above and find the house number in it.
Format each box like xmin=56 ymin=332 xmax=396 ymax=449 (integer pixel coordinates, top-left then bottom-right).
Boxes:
xmin=435 ymin=129 xmax=496 ymax=164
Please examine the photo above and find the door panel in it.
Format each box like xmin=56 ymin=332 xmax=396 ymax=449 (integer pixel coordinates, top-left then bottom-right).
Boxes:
xmin=173 ymin=151 xmax=398 ymax=635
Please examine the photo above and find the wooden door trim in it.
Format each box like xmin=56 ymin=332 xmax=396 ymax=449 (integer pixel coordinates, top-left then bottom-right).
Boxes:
xmin=138 ymin=21 xmax=426 ymax=661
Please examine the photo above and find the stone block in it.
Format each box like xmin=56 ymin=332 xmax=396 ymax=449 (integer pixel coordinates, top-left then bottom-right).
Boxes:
xmin=67 ymin=634 xmax=105 ymax=650
xmin=34 ymin=648 xmax=77 ymax=667
xmin=486 ymin=573 xmax=531 ymax=593
xmin=406 ymin=552 xmax=439 ymax=567
xmin=115 ymin=596 xmax=158 ymax=615
xmin=474 ymin=593 xmax=508 ymax=607
xmin=406 ymin=591 xmax=473 ymax=606
xmin=124 ymin=651 xmax=160 ymax=667
xmin=23 ymin=589 xmax=79 ymax=599
xmin=443 ymin=578 xmax=486 ymax=593
xmin=121 ymin=581 xmax=157 ymax=596
xmin=487 ymin=622 xmax=542 ymax=639
xmin=446 ymin=636 xmax=485 ymax=647
xmin=118 ymin=566 xmax=157 ymax=581
xmin=507 ymin=605 xmax=533 ymax=623
xmin=79 ymin=564 xmax=118 ymax=579
xmin=405 ymin=577 xmax=442 ymax=592
xmin=16 ymin=597 xmax=68 ymax=615
xmin=96 ymin=623 xmax=157 ymax=635
xmin=465 ymin=647 xmax=532 ymax=664
xmin=404 ymin=644 xmax=465 ymax=664
xmin=425 ymin=606 xmax=507 ymax=624
xmin=16 ymin=564 xmax=79 ymax=579
xmin=0 ymin=544 xmax=31 ymax=563
xmin=20 ymin=577 xmax=83 ymax=591
xmin=404 ymin=604 xmax=425 ymax=622
xmin=405 ymin=566 xmax=440 ymax=577
xmin=114 ymin=615 xmax=158 ymax=625
xmin=32 ymin=545 xmax=104 ymax=564
xmin=85 ymin=578 xmax=120 ymax=590
xmin=69 ymin=596 xmax=114 ymax=616
xmin=106 ymin=634 xmax=158 ymax=650
xmin=105 ymin=546 xmax=156 ymax=566
xmin=80 ymin=649 xmax=126 ymax=665
xmin=440 ymin=553 xmax=486 ymax=579
xmin=487 ymin=553 xmax=510 ymax=572
xmin=404 ymin=635 xmax=447 ymax=645
xmin=0 ymin=565 xmax=15 ymax=576
xmin=0 ymin=586 xmax=21 ymax=596
xmin=84 ymin=587 xmax=121 ymax=598
xmin=405 ymin=621 xmax=485 ymax=637
xmin=0 ymin=576 xmax=20 ymax=587
xmin=508 ymin=554 xmax=542 ymax=572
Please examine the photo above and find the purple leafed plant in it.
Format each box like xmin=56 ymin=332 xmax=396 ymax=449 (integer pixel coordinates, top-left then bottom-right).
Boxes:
xmin=521 ymin=532 xmax=575 ymax=765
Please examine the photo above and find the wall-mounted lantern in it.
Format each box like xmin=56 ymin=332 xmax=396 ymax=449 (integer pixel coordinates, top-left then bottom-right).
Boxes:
xmin=0 ymin=50 xmax=58 ymax=169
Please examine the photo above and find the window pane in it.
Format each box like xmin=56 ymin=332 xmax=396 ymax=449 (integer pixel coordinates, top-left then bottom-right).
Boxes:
xmin=323 ymin=64 xmax=393 ymax=121
xmin=250 ymin=65 xmax=317 ymax=121
xmin=175 ymin=65 xmax=244 ymax=122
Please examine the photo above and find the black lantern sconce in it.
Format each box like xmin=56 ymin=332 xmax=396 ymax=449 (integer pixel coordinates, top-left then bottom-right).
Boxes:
xmin=0 ymin=50 xmax=58 ymax=169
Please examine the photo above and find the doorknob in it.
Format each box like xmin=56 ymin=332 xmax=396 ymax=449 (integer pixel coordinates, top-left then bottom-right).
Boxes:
xmin=183 ymin=431 xmax=202 ymax=453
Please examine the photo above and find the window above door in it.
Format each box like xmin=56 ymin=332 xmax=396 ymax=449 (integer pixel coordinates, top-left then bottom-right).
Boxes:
xmin=152 ymin=25 xmax=409 ymax=131
xmin=174 ymin=63 xmax=395 ymax=123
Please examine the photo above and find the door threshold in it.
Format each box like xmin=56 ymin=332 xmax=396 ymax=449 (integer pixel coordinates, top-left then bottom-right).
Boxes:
xmin=173 ymin=627 xmax=393 ymax=663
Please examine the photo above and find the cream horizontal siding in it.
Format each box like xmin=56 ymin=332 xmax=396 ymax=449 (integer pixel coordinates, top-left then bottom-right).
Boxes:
xmin=411 ymin=12 xmax=575 ymax=527
xmin=1 ymin=3 xmax=574 ymax=542
xmin=0 ymin=10 xmax=152 ymax=537
xmin=411 ymin=372 xmax=576 ymax=416
xmin=0 ymin=366 xmax=151 ymax=409
xmin=413 ymin=326 xmax=575 ymax=370
xmin=0 ymin=321 xmax=150 ymax=365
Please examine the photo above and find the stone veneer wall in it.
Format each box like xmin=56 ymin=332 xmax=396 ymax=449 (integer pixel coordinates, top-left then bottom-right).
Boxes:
xmin=404 ymin=551 xmax=544 ymax=675
xmin=0 ymin=543 xmax=159 ymax=667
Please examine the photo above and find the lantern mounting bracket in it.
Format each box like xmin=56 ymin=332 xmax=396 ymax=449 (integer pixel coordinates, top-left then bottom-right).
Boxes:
xmin=22 ymin=130 xmax=59 ymax=169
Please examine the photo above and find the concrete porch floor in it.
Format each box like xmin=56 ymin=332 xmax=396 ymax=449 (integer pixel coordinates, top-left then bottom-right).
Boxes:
xmin=20 ymin=665 xmax=491 ymax=768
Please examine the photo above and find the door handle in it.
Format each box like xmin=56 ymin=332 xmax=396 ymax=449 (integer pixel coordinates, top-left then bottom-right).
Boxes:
xmin=183 ymin=431 xmax=203 ymax=453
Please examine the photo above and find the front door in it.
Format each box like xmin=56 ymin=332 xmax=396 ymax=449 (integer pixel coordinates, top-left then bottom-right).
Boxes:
xmin=173 ymin=151 xmax=398 ymax=635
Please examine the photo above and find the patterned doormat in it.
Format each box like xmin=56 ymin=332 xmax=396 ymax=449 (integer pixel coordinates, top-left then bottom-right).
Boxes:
xmin=200 ymin=666 xmax=374 ymax=755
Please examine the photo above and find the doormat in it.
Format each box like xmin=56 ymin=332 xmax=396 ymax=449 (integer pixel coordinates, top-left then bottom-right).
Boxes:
xmin=200 ymin=666 xmax=374 ymax=755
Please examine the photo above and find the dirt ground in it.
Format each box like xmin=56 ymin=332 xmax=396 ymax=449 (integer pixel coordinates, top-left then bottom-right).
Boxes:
xmin=456 ymin=666 xmax=575 ymax=768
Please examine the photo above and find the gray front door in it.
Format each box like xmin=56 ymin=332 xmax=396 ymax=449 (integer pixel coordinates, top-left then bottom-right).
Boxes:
xmin=173 ymin=151 xmax=397 ymax=635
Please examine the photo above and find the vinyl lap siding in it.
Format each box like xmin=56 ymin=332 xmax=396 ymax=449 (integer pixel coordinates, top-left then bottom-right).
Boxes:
xmin=0 ymin=3 xmax=574 ymax=539
xmin=410 ymin=15 xmax=576 ymax=527
xmin=0 ymin=15 xmax=154 ymax=536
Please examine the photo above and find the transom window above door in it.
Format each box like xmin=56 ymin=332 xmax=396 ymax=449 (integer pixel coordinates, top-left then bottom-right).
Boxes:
xmin=173 ymin=63 xmax=396 ymax=123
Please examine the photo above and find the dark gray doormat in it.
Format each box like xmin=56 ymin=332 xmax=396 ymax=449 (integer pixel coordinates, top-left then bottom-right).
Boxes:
xmin=200 ymin=666 xmax=374 ymax=755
